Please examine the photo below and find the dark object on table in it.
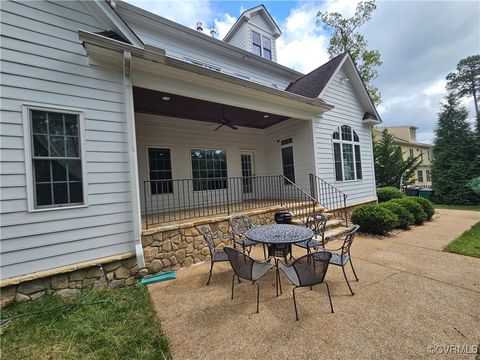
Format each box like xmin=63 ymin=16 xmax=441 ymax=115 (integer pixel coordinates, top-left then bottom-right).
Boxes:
xmin=197 ymin=225 xmax=229 ymax=285
xmin=229 ymin=215 xmax=266 ymax=258
xmin=274 ymin=211 xmax=293 ymax=224
xmin=405 ymin=187 xmax=420 ymax=196
xmin=295 ymin=213 xmax=328 ymax=253
xmin=326 ymin=225 xmax=360 ymax=295
xmin=224 ymin=247 xmax=274 ymax=313
xmin=278 ymin=251 xmax=334 ymax=320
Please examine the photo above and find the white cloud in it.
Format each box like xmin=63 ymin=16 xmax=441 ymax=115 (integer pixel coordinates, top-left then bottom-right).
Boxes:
xmin=423 ymin=79 xmax=446 ymax=97
xmin=276 ymin=3 xmax=330 ymax=73
xmin=214 ymin=13 xmax=236 ymax=39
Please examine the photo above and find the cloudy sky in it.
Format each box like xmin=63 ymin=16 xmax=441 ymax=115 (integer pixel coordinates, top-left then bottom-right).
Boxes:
xmin=125 ymin=0 xmax=479 ymax=143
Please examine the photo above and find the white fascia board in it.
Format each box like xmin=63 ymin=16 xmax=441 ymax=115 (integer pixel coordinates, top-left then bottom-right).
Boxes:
xmin=83 ymin=0 xmax=144 ymax=48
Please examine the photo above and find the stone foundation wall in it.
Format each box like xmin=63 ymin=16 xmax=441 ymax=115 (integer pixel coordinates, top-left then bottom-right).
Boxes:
xmin=1 ymin=209 xmax=278 ymax=308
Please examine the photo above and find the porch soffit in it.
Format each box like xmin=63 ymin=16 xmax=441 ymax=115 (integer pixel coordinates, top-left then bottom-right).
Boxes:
xmin=133 ymin=87 xmax=288 ymax=129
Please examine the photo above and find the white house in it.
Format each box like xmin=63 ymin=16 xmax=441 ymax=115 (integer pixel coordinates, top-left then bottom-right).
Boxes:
xmin=0 ymin=1 xmax=380 ymax=304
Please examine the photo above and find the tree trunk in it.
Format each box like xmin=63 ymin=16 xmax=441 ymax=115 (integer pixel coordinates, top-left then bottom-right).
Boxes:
xmin=473 ymin=86 xmax=480 ymax=134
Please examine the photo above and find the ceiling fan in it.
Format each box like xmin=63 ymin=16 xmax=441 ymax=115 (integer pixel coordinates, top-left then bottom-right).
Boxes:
xmin=214 ymin=107 xmax=238 ymax=131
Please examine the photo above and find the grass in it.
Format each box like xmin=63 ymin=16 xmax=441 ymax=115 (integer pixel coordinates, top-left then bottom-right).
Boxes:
xmin=1 ymin=286 xmax=170 ymax=360
xmin=444 ymin=222 xmax=480 ymax=258
xmin=434 ymin=204 xmax=480 ymax=212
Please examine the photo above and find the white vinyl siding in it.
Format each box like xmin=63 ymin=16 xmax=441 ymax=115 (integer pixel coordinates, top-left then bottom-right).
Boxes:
xmin=313 ymin=68 xmax=377 ymax=205
xmin=0 ymin=0 xmax=134 ymax=279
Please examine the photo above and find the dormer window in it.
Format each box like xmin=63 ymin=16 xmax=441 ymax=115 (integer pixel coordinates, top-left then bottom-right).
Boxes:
xmin=251 ymin=31 xmax=272 ymax=60
xmin=262 ymin=36 xmax=271 ymax=60
xmin=252 ymin=31 xmax=261 ymax=56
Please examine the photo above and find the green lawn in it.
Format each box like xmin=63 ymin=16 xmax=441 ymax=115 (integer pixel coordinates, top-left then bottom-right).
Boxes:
xmin=435 ymin=204 xmax=480 ymax=212
xmin=444 ymin=222 xmax=480 ymax=258
xmin=1 ymin=286 xmax=170 ymax=360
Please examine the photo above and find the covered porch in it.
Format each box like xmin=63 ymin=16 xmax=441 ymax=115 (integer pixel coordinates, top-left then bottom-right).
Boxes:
xmin=134 ymin=88 xmax=322 ymax=230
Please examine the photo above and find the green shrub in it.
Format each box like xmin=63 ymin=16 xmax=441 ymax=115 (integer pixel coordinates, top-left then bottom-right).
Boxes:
xmin=377 ymin=187 xmax=404 ymax=202
xmin=379 ymin=201 xmax=415 ymax=229
xmin=391 ymin=198 xmax=428 ymax=225
xmin=409 ymin=197 xmax=435 ymax=220
xmin=351 ymin=205 xmax=398 ymax=235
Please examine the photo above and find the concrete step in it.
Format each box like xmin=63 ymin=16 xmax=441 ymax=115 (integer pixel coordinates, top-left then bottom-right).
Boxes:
xmin=324 ymin=226 xmax=354 ymax=240
xmin=292 ymin=218 xmax=344 ymax=230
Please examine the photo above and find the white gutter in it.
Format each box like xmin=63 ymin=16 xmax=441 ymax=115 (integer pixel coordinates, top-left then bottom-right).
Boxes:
xmin=123 ymin=50 xmax=145 ymax=268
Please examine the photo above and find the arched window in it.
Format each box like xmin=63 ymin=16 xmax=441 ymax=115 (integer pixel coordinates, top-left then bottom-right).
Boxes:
xmin=332 ymin=125 xmax=362 ymax=181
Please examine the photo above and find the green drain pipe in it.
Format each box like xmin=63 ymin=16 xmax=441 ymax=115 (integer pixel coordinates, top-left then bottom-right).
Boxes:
xmin=140 ymin=271 xmax=176 ymax=285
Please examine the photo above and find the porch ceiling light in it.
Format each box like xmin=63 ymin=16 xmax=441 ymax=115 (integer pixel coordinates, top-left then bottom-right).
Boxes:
xmin=162 ymin=96 xmax=171 ymax=101
xmin=263 ymin=114 xmax=269 ymax=118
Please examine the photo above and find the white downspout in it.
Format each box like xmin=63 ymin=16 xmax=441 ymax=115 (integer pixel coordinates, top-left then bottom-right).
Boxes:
xmin=123 ymin=50 xmax=145 ymax=268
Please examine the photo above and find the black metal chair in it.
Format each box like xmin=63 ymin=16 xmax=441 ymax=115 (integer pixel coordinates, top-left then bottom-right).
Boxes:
xmin=224 ymin=247 xmax=274 ymax=313
xmin=229 ymin=215 xmax=266 ymax=258
xmin=324 ymin=225 xmax=360 ymax=295
xmin=294 ymin=213 xmax=328 ymax=253
xmin=197 ymin=225 xmax=229 ymax=285
xmin=278 ymin=251 xmax=333 ymax=320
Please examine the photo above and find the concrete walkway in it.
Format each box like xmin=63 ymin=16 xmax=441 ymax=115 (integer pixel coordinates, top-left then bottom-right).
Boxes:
xmin=148 ymin=209 xmax=480 ymax=359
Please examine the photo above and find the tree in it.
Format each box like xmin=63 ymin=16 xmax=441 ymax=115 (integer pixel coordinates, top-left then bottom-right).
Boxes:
xmin=317 ymin=1 xmax=382 ymax=105
xmin=373 ymin=129 xmax=422 ymax=188
xmin=446 ymin=55 xmax=480 ymax=133
xmin=431 ymin=93 xmax=480 ymax=205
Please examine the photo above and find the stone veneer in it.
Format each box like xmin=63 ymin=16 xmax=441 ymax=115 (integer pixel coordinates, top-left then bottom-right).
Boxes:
xmin=1 ymin=208 xmax=278 ymax=308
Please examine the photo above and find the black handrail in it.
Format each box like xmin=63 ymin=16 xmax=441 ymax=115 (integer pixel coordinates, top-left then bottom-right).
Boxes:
xmin=309 ymin=174 xmax=348 ymax=227
xmin=143 ymin=175 xmax=317 ymax=229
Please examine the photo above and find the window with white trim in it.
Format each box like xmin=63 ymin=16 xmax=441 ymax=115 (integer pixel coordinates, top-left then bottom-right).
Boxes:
xmin=426 ymin=169 xmax=431 ymax=182
xmin=262 ymin=36 xmax=271 ymax=60
xmin=29 ymin=109 xmax=84 ymax=208
xmin=191 ymin=149 xmax=227 ymax=191
xmin=417 ymin=170 xmax=424 ymax=182
xmin=148 ymin=148 xmax=173 ymax=194
xmin=251 ymin=31 xmax=272 ymax=60
xmin=252 ymin=31 xmax=262 ymax=56
xmin=332 ymin=125 xmax=362 ymax=181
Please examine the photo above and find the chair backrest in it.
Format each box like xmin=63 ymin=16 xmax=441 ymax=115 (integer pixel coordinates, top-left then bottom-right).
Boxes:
xmin=305 ymin=213 xmax=327 ymax=241
xmin=224 ymin=247 xmax=255 ymax=281
xmin=341 ymin=225 xmax=360 ymax=256
xmin=290 ymin=251 xmax=332 ymax=287
xmin=229 ymin=215 xmax=254 ymax=243
xmin=196 ymin=225 xmax=215 ymax=255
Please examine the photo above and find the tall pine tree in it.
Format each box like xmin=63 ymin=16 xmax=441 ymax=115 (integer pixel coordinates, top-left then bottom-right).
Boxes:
xmin=432 ymin=94 xmax=480 ymax=205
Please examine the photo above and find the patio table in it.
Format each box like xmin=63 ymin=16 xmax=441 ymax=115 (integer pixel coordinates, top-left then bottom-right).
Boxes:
xmin=245 ymin=224 xmax=314 ymax=296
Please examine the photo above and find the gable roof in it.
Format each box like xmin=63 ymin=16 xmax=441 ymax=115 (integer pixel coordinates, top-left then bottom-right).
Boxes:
xmin=286 ymin=52 xmax=381 ymax=123
xmin=285 ymin=53 xmax=347 ymax=98
xmin=223 ymin=4 xmax=282 ymax=42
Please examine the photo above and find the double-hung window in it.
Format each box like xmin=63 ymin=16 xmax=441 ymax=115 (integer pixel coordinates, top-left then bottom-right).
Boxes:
xmin=148 ymin=148 xmax=173 ymax=194
xmin=262 ymin=36 xmax=272 ymax=60
xmin=252 ymin=31 xmax=262 ymax=56
xmin=417 ymin=170 xmax=424 ymax=183
xmin=27 ymin=108 xmax=85 ymax=209
xmin=191 ymin=149 xmax=227 ymax=191
xmin=333 ymin=125 xmax=362 ymax=181
xmin=252 ymin=31 xmax=272 ymax=60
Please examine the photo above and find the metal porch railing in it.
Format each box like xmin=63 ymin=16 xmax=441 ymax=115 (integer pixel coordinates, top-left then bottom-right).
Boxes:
xmin=309 ymin=174 xmax=349 ymax=227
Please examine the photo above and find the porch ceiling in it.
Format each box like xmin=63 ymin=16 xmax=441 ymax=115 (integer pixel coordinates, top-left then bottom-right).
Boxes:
xmin=133 ymin=87 xmax=289 ymax=129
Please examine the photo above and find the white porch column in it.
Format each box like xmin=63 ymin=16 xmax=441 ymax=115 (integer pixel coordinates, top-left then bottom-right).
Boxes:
xmin=123 ymin=50 xmax=145 ymax=268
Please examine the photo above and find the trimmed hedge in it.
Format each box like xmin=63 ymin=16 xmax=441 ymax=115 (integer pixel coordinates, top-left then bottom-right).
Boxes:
xmin=351 ymin=205 xmax=397 ymax=235
xmin=379 ymin=201 xmax=415 ymax=229
xmin=377 ymin=187 xmax=404 ymax=203
xmin=390 ymin=198 xmax=428 ymax=225
xmin=409 ymin=197 xmax=435 ymax=220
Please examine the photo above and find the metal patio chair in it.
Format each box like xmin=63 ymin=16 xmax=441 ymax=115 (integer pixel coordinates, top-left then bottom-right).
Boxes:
xmin=278 ymin=251 xmax=333 ymax=320
xmin=197 ymin=225 xmax=229 ymax=285
xmin=294 ymin=213 xmax=328 ymax=253
xmin=325 ymin=225 xmax=360 ymax=295
xmin=229 ymin=215 xmax=266 ymax=258
xmin=224 ymin=247 xmax=274 ymax=313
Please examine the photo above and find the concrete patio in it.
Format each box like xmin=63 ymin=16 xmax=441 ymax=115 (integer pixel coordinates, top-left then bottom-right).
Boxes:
xmin=148 ymin=209 xmax=480 ymax=359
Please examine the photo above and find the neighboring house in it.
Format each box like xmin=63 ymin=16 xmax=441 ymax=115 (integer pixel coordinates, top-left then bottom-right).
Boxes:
xmin=374 ymin=126 xmax=432 ymax=187
xmin=0 ymin=1 xmax=381 ymax=303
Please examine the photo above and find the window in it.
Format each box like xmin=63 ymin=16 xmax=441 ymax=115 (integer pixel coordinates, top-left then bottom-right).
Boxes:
xmin=28 ymin=109 xmax=84 ymax=209
xmin=427 ymin=150 xmax=431 ymax=161
xmin=417 ymin=170 xmax=424 ymax=182
xmin=426 ymin=169 xmax=431 ymax=182
xmin=262 ymin=36 xmax=271 ymax=60
xmin=420 ymin=150 xmax=423 ymax=161
xmin=332 ymin=125 xmax=362 ymax=181
xmin=252 ymin=31 xmax=261 ymax=56
xmin=191 ymin=149 xmax=227 ymax=191
xmin=409 ymin=148 xmax=414 ymax=157
xmin=148 ymin=148 xmax=172 ymax=194
xmin=281 ymin=146 xmax=295 ymax=183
